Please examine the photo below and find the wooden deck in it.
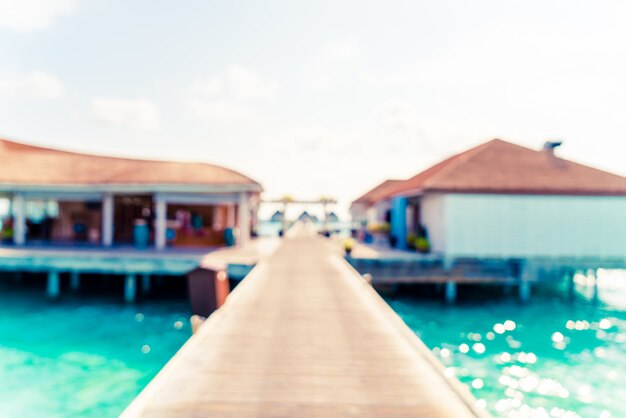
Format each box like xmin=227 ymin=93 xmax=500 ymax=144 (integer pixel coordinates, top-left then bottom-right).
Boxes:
xmin=0 ymin=238 xmax=279 ymax=275
xmin=121 ymin=224 xmax=487 ymax=418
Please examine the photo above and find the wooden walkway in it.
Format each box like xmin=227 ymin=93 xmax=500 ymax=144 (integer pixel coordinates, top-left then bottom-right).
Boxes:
xmin=121 ymin=225 xmax=487 ymax=417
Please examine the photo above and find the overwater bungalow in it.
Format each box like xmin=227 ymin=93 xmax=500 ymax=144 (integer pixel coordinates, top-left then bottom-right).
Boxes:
xmin=349 ymin=179 xmax=403 ymax=226
xmin=352 ymin=139 xmax=626 ymax=261
xmin=0 ymin=138 xmax=262 ymax=249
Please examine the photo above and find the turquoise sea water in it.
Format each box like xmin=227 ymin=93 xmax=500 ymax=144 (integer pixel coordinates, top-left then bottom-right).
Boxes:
xmin=0 ymin=285 xmax=190 ymax=418
xmin=3 ymin=268 xmax=625 ymax=418
xmin=388 ymin=274 xmax=626 ymax=418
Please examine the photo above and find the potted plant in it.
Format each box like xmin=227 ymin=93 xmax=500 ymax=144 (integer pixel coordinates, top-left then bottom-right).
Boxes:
xmin=415 ymin=224 xmax=430 ymax=254
xmin=343 ymin=238 xmax=356 ymax=256
xmin=415 ymin=236 xmax=431 ymax=253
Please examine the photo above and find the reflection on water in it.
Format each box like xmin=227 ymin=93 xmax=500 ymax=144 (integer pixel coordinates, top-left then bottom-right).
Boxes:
xmin=388 ymin=271 xmax=626 ymax=418
xmin=0 ymin=287 xmax=190 ymax=418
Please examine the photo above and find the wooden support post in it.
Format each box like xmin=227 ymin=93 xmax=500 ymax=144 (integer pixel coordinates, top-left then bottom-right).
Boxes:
xmin=125 ymin=274 xmax=137 ymax=303
xmin=568 ymin=269 xmax=576 ymax=300
xmin=362 ymin=273 xmax=373 ymax=285
xmin=142 ymin=274 xmax=151 ymax=294
xmin=502 ymin=282 xmax=513 ymax=295
xmin=435 ymin=283 xmax=443 ymax=295
xmin=156 ymin=275 xmax=164 ymax=287
xmin=102 ymin=193 xmax=114 ymax=247
xmin=155 ymin=195 xmax=167 ymax=250
xmin=390 ymin=283 xmax=400 ymax=295
xmin=70 ymin=271 xmax=80 ymax=291
xmin=13 ymin=193 xmax=26 ymax=246
xmin=445 ymin=281 xmax=457 ymax=304
xmin=47 ymin=270 xmax=60 ymax=299
xmin=519 ymin=280 xmax=531 ymax=303
xmin=519 ymin=263 xmax=533 ymax=303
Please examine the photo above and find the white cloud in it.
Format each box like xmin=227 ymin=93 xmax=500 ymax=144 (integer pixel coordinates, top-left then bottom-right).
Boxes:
xmin=0 ymin=71 xmax=64 ymax=99
xmin=188 ymin=65 xmax=277 ymax=122
xmin=191 ymin=65 xmax=277 ymax=103
xmin=0 ymin=0 xmax=77 ymax=33
xmin=91 ymin=97 xmax=160 ymax=131
xmin=300 ymin=37 xmax=360 ymax=88
xmin=187 ymin=99 xmax=254 ymax=123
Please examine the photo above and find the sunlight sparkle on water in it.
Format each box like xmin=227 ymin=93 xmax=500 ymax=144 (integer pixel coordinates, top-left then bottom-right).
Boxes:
xmin=473 ymin=343 xmax=486 ymax=354
xmin=387 ymin=275 xmax=626 ymax=418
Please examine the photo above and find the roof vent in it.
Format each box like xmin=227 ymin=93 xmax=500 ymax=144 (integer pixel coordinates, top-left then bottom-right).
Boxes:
xmin=543 ymin=140 xmax=563 ymax=156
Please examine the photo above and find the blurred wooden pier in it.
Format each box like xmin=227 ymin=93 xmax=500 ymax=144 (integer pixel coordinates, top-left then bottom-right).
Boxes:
xmin=121 ymin=224 xmax=488 ymax=418
xmin=345 ymin=240 xmax=626 ymax=303
xmin=0 ymin=238 xmax=279 ymax=301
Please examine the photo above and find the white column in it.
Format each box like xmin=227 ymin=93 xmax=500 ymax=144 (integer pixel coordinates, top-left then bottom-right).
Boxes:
xmin=238 ymin=192 xmax=250 ymax=246
xmin=155 ymin=195 xmax=167 ymax=250
xmin=13 ymin=193 xmax=26 ymax=246
xmin=226 ymin=204 xmax=236 ymax=228
xmin=102 ymin=193 xmax=114 ymax=247
xmin=251 ymin=203 xmax=258 ymax=236
xmin=213 ymin=205 xmax=224 ymax=230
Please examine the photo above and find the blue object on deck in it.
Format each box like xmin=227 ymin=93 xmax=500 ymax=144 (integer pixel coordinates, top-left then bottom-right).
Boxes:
xmin=390 ymin=196 xmax=408 ymax=250
xmin=133 ymin=220 xmax=150 ymax=249
xmin=224 ymin=228 xmax=236 ymax=247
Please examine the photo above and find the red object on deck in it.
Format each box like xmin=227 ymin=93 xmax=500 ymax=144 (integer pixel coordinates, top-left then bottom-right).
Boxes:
xmin=187 ymin=267 xmax=230 ymax=317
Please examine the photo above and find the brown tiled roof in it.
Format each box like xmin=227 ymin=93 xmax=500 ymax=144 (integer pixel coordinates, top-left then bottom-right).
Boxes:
xmin=0 ymin=138 xmax=261 ymax=189
xmin=352 ymin=179 xmax=404 ymax=206
xmin=382 ymin=139 xmax=626 ymax=199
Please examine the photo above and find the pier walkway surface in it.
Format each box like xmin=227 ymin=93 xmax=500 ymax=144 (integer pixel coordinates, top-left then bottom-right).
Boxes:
xmin=122 ymin=224 xmax=486 ymax=418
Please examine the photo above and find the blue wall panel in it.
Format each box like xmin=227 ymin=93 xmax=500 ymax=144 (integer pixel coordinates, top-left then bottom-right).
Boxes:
xmin=390 ymin=197 xmax=408 ymax=250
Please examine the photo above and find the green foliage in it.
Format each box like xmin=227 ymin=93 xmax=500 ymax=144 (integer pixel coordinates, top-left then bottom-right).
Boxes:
xmin=416 ymin=237 xmax=430 ymax=253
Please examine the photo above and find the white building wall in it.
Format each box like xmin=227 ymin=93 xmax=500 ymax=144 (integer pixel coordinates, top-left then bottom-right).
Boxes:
xmin=373 ymin=200 xmax=391 ymax=223
xmin=443 ymin=194 xmax=626 ymax=258
xmin=420 ymin=193 xmax=447 ymax=253
xmin=349 ymin=203 xmax=368 ymax=224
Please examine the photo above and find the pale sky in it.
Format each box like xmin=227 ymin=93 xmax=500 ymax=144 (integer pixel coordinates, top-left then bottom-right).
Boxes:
xmin=1 ymin=0 xmax=626 ymax=219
